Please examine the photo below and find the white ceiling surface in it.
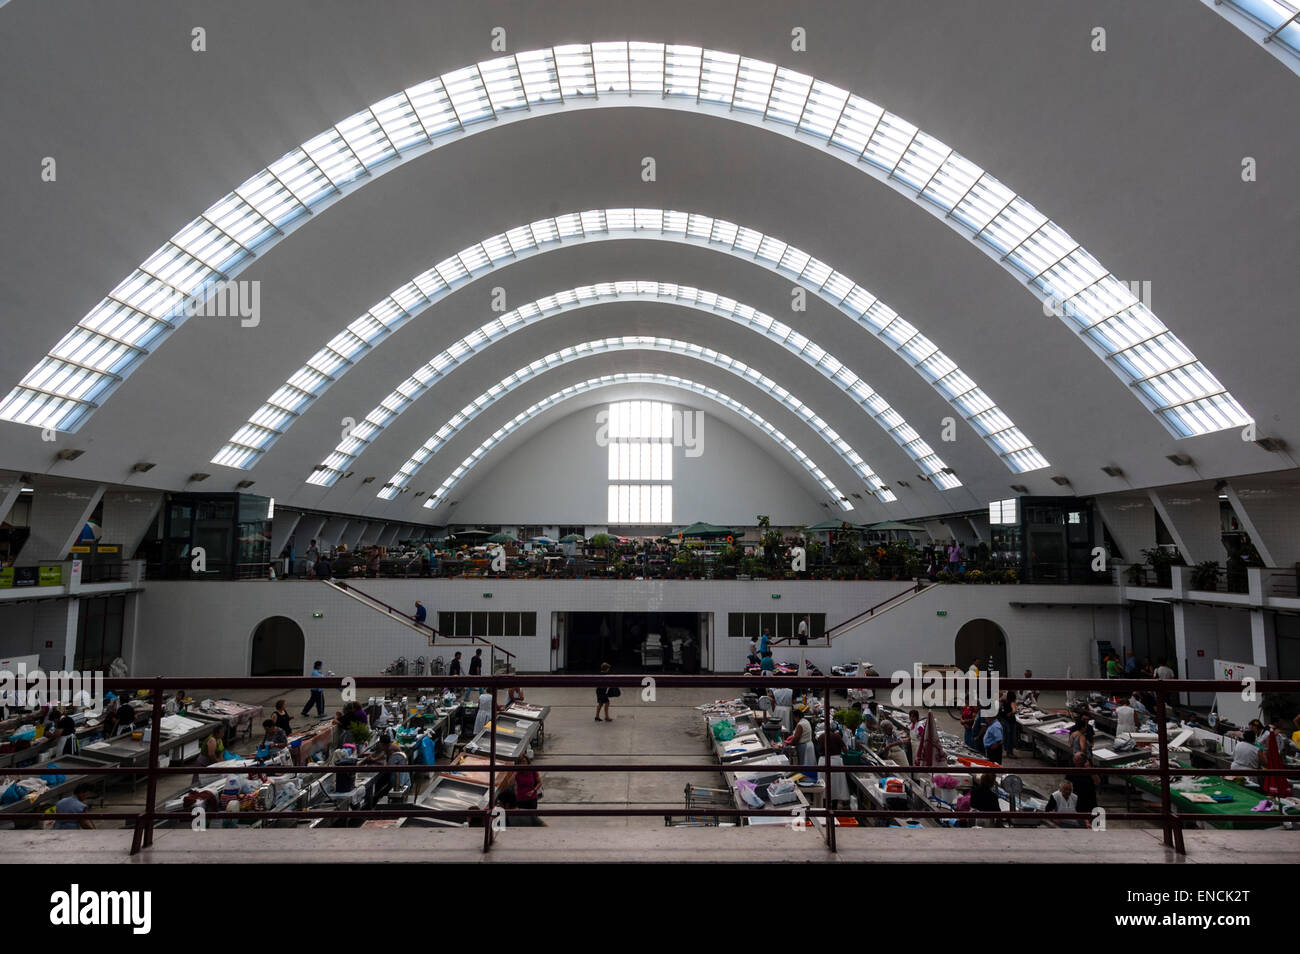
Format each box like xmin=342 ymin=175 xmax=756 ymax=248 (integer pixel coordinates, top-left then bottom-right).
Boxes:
xmin=0 ymin=0 xmax=1297 ymax=524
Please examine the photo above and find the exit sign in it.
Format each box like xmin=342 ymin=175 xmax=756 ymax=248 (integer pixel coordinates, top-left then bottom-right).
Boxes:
xmin=936 ymin=610 xmax=948 ymax=617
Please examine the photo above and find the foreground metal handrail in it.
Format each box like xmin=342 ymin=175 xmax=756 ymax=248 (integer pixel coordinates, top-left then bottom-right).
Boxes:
xmin=4 ymin=674 xmax=1297 ymax=858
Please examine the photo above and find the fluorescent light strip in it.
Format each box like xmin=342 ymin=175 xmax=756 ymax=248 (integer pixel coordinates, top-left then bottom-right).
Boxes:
xmin=3 ymin=42 xmax=1247 ymax=444
xmin=215 ymin=212 xmax=1030 ymax=476
xmin=391 ymin=372 xmax=854 ymax=513
xmin=304 ymin=280 xmax=959 ymax=494
xmin=373 ymin=336 xmax=885 ymax=506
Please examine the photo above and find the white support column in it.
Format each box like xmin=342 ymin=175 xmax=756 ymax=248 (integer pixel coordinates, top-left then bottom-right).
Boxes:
xmin=1249 ymin=609 xmax=1270 ymax=673
xmin=1095 ymin=492 xmax=1156 ymax=565
xmin=23 ymin=479 xmax=106 ymax=562
xmin=318 ymin=518 xmax=350 ymax=548
xmin=1147 ymin=487 xmax=1224 ymax=565
xmin=0 ymin=472 xmax=25 ymax=525
xmin=297 ymin=516 xmax=328 ymax=551
xmin=359 ymin=522 xmax=384 ymax=546
xmin=967 ymin=512 xmax=991 ymax=543
xmin=377 ymin=524 xmax=402 ymax=547
xmin=1222 ymin=479 xmax=1298 ymax=567
xmin=99 ymin=489 xmax=163 ymax=557
xmin=269 ymin=512 xmax=303 ymax=560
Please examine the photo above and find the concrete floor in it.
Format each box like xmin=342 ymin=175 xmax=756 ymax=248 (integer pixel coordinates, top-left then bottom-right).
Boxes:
xmin=12 ymin=684 xmax=1299 ymax=862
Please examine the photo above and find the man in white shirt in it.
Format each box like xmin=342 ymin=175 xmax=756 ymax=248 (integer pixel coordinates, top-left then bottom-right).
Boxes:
xmin=1154 ymin=660 xmax=1176 ymax=680
xmin=1114 ymin=701 xmax=1137 ymax=737
xmin=1046 ymin=781 xmax=1081 ymax=827
xmin=797 ymin=616 xmax=810 ymax=645
xmin=1229 ymin=730 xmax=1261 ymax=774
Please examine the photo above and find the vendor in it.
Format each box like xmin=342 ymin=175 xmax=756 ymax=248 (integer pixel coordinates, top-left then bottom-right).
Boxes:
xmin=881 ymin=719 xmax=911 ymax=767
xmin=506 ymin=686 xmax=525 ymax=706
xmin=1229 ymin=729 xmax=1260 ymax=776
xmin=53 ymin=783 xmax=96 ymax=830
xmin=969 ymin=773 xmax=1000 ymax=816
xmin=472 ymin=692 xmax=495 ymax=735
xmin=261 ymin=718 xmax=288 ymax=750
xmin=49 ymin=706 xmax=79 ymax=756
xmin=759 ymin=650 xmax=775 ymax=676
xmin=769 ymin=685 xmax=794 ymax=733
xmin=196 ymin=724 xmax=228 ymax=769
xmin=165 ymin=690 xmax=187 ymax=716
xmin=1114 ymin=698 xmax=1137 ymax=737
xmin=780 ymin=711 xmax=818 ymax=782
xmin=1045 ymin=780 xmax=1081 ymax=827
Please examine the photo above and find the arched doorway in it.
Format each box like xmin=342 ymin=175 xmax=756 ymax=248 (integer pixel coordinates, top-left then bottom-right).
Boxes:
xmin=250 ymin=616 xmax=305 ymax=677
xmin=954 ymin=619 xmax=1008 ymax=674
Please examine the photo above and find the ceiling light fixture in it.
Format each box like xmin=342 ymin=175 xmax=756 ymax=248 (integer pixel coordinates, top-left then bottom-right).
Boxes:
xmin=1166 ymin=454 xmax=1194 ymax=466
xmin=55 ymin=449 xmax=84 ymax=461
xmin=131 ymin=462 xmax=155 ymax=473
xmin=1100 ymin=465 xmax=1124 ymax=477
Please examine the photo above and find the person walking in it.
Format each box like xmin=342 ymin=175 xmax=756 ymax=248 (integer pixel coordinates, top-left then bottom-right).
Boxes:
xmin=414 ymin=600 xmax=427 ymax=625
xmin=595 ymin=662 xmax=615 ymax=721
xmin=305 ymin=539 xmax=319 ymax=579
xmin=301 ymin=660 xmax=326 ymax=718
xmin=982 ymin=714 xmax=1005 ymax=764
xmin=469 ymin=649 xmax=484 ymax=678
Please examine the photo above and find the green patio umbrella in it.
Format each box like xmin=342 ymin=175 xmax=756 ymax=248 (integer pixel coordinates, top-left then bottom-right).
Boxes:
xmin=486 ymin=532 xmax=518 ymax=544
xmin=674 ymin=521 xmax=736 ymax=540
xmin=559 ymin=533 xmax=585 ymax=542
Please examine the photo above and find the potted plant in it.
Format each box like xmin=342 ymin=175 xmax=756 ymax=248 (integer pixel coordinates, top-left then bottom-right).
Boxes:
xmin=1142 ymin=546 xmax=1184 ymax=588
xmin=1190 ymin=560 xmax=1220 ymax=591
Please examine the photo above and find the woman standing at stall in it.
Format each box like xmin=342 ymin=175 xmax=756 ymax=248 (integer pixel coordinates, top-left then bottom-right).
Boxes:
xmin=782 ymin=711 xmax=819 ymax=783
xmin=514 ymin=750 xmax=544 ymax=824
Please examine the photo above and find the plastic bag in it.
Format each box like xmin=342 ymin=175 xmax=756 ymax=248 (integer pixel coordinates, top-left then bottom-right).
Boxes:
xmin=736 ymin=778 xmax=765 ymax=808
xmin=711 ymin=719 xmax=736 ymax=741
xmin=1 ymin=783 xmax=30 ymax=805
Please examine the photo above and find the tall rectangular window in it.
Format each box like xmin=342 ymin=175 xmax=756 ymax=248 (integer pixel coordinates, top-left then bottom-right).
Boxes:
xmin=605 ymin=400 xmax=673 ymax=524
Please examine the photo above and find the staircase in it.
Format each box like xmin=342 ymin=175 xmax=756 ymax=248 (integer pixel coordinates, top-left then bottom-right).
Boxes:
xmin=773 ymin=582 xmax=938 ymax=648
xmin=320 ymin=578 xmax=516 ymax=671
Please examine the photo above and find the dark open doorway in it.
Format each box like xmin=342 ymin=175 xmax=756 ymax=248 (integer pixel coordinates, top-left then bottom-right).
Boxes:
xmin=250 ymin=616 xmax=305 ymax=676
xmin=954 ymin=618 xmax=1008 ymax=674
xmin=565 ymin=611 xmax=702 ymax=673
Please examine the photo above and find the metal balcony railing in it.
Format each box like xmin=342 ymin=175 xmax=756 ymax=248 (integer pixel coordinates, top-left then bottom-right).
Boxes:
xmin=4 ymin=674 xmax=1297 ymax=858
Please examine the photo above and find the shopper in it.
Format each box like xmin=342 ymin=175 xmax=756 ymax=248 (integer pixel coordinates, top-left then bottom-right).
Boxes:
xmin=797 ymin=615 xmax=810 ymax=646
xmin=514 ymin=750 xmax=544 ymax=824
xmin=305 ymin=539 xmax=319 ymax=578
xmin=472 ymin=693 xmax=494 ymax=736
xmin=969 ymin=773 xmax=1000 ymax=816
xmin=469 ymin=649 xmax=484 ymax=677
xmin=414 ymin=600 xmax=427 ymax=624
xmin=759 ymin=650 xmax=775 ymax=675
xmin=1114 ymin=698 xmax=1137 ymax=737
xmin=448 ymin=651 xmax=463 ymax=677
xmin=301 ymin=660 xmax=326 ymax=718
xmin=595 ymin=662 xmax=614 ymax=722
xmin=1065 ymin=755 xmax=1098 ymax=815
xmin=982 ymin=714 xmax=1004 ymax=764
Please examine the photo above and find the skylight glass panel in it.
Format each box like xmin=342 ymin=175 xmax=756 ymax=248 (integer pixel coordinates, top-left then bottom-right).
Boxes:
xmin=950 ymin=174 xmax=1016 ymax=233
xmin=478 ymin=57 xmax=528 ymax=113
xmin=441 ymin=65 xmax=494 ymax=125
xmin=553 ymin=45 xmax=596 ymax=97
xmin=268 ymin=149 xmax=334 ymax=207
xmin=892 ymin=129 xmax=949 ymax=190
xmin=1034 ymin=247 xmax=1107 ymax=301
xmin=405 ymin=79 xmax=460 ymax=137
xmin=591 ymin=42 xmax=631 ymax=94
xmin=828 ymin=95 xmax=882 ymax=155
xmin=921 ymin=153 xmax=981 ymax=211
xmin=204 ymin=194 xmax=278 ymax=250
xmin=171 ymin=219 xmax=246 ymax=274
xmin=335 ymin=111 xmax=396 ymax=170
xmin=732 ymin=58 xmax=777 ymax=113
xmin=371 ymin=92 xmax=427 ymax=152
xmin=303 ymin=128 xmax=366 ymax=188
xmin=698 ymin=49 xmax=739 ymax=104
xmin=798 ymin=80 xmax=849 ymax=138
xmin=765 ymin=68 xmax=813 ymax=125
xmin=663 ymin=45 xmax=702 ymax=97
xmin=516 ymin=49 xmax=562 ymax=104
xmin=1005 ymin=220 xmax=1075 ymax=279
xmin=978 ymin=197 xmax=1047 ymax=257
xmin=863 ymin=111 xmax=917 ymax=172
xmin=627 ymin=42 xmax=665 ymax=92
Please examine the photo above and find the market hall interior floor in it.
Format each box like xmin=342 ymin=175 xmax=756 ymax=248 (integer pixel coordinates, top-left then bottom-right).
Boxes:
xmin=30 ymin=685 xmax=1300 ymax=862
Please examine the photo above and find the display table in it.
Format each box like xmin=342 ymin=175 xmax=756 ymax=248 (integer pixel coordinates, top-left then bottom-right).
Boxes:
xmin=1127 ymin=773 xmax=1295 ymax=829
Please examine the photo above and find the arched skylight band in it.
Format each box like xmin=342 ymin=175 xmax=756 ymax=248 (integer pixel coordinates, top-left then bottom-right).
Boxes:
xmin=1 ymin=42 xmax=1248 ymax=443
xmin=211 ymin=209 xmax=1035 ymax=476
xmin=401 ymin=373 xmax=852 ymax=513
xmin=304 ymin=281 xmax=959 ymax=493
xmin=374 ymin=336 xmax=883 ymax=507
xmin=1203 ymin=0 xmax=1300 ymax=74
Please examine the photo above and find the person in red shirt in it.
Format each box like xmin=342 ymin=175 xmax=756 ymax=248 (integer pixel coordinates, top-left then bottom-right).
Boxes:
xmin=513 ymin=750 xmax=544 ymax=826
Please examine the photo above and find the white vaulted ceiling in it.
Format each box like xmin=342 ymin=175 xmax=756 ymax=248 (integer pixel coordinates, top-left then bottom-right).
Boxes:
xmin=0 ymin=0 xmax=1297 ymax=524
